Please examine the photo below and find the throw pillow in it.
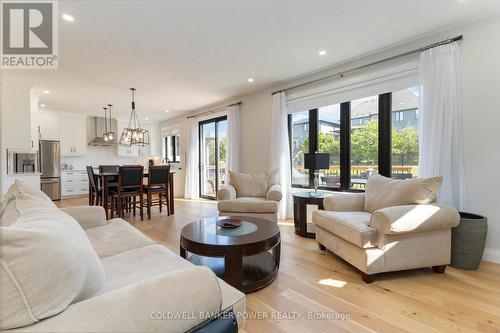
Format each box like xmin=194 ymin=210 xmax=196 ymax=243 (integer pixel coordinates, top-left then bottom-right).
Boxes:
xmin=363 ymin=173 xmax=443 ymax=213
xmin=229 ymin=169 xmax=279 ymax=197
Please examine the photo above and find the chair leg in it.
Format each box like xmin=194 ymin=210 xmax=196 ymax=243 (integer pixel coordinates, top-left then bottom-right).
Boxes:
xmin=110 ymin=197 xmax=114 ymax=219
xmin=360 ymin=272 xmax=375 ymax=284
xmin=165 ymin=191 xmax=170 ymax=216
xmin=432 ymin=265 xmax=447 ymax=273
xmin=147 ymin=193 xmax=152 ymax=219
xmin=140 ymin=194 xmax=144 ymax=221
xmin=318 ymin=243 xmax=326 ymax=251
xmin=133 ymin=196 xmax=136 ymax=216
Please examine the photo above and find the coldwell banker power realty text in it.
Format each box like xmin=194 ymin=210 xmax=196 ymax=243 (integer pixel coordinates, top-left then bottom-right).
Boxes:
xmin=1 ymin=0 xmax=58 ymax=69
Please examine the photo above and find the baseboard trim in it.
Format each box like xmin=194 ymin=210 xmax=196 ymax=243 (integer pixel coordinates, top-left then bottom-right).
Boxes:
xmin=483 ymin=248 xmax=500 ymax=264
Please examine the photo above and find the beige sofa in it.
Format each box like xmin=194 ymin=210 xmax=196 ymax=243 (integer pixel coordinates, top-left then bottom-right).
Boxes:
xmin=313 ymin=173 xmax=460 ymax=283
xmin=217 ymin=171 xmax=282 ymax=223
xmin=1 ymin=181 xmax=245 ymax=332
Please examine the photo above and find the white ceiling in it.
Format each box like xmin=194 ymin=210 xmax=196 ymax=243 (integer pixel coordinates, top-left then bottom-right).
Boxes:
xmin=5 ymin=0 xmax=500 ymax=121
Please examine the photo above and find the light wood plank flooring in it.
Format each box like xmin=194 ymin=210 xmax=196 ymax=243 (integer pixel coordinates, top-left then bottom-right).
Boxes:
xmin=57 ymin=197 xmax=500 ymax=333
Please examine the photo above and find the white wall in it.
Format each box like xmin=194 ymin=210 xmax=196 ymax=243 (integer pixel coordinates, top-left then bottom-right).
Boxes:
xmin=160 ymin=14 xmax=500 ymax=262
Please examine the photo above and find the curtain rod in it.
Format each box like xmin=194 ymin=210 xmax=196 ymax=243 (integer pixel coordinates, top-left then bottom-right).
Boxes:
xmin=186 ymin=102 xmax=242 ymax=119
xmin=271 ymin=35 xmax=463 ymax=95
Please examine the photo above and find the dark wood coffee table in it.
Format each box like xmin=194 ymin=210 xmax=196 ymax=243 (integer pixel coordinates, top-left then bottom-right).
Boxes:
xmin=180 ymin=216 xmax=280 ymax=293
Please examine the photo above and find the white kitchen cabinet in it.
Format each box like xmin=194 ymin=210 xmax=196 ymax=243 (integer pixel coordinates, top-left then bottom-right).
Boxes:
xmin=37 ymin=112 xmax=60 ymax=140
xmin=61 ymin=170 xmax=88 ymax=197
xmin=117 ymin=120 xmax=139 ymax=157
xmin=59 ymin=116 xmax=87 ymax=156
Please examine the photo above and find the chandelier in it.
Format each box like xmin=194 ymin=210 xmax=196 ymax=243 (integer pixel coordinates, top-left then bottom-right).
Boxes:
xmin=119 ymin=88 xmax=150 ymax=147
xmin=107 ymin=104 xmax=115 ymax=141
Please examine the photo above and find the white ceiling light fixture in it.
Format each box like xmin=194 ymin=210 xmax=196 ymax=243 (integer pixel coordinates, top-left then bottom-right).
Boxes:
xmin=247 ymin=78 xmax=254 ymax=83
xmin=164 ymin=110 xmax=170 ymax=113
xmin=318 ymin=50 xmax=327 ymax=56
xmin=40 ymin=103 xmax=46 ymax=107
xmin=62 ymin=14 xmax=74 ymax=22
xmin=145 ymin=117 xmax=149 ymax=120
xmin=43 ymin=90 xmax=50 ymax=94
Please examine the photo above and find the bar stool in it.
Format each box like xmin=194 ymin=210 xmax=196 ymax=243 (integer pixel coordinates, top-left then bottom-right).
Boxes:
xmin=143 ymin=165 xmax=170 ymax=219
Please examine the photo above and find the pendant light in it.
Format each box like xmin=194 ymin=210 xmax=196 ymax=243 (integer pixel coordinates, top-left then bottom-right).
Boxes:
xmin=102 ymin=106 xmax=109 ymax=141
xmin=107 ymin=104 xmax=115 ymax=141
xmin=119 ymin=88 xmax=150 ymax=147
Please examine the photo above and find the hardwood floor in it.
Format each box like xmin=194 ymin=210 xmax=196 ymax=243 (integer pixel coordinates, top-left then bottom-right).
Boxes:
xmin=57 ymin=197 xmax=500 ymax=333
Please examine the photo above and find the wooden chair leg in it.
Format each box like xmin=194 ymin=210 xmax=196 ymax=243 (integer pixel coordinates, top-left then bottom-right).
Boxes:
xmin=110 ymin=197 xmax=114 ymax=219
xmin=165 ymin=191 xmax=170 ymax=216
xmin=140 ymin=194 xmax=144 ymax=221
xmin=133 ymin=196 xmax=136 ymax=216
xmin=159 ymin=193 xmax=162 ymax=213
xmin=147 ymin=193 xmax=151 ymax=219
xmin=432 ymin=265 xmax=447 ymax=273
xmin=360 ymin=272 xmax=375 ymax=284
xmin=318 ymin=243 xmax=326 ymax=250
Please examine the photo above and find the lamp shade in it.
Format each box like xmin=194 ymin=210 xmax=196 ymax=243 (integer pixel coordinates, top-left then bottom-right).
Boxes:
xmin=304 ymin=153 xmax=330 ymax=170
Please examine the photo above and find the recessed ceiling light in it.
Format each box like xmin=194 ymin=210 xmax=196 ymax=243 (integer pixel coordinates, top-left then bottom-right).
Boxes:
xmin=247 ymin=78 xmax=254 ymax=83
xmin=62 ymin=14 xmax=74 ymax=22
xmin=145 ymin=117 xmax=149 ymax=120
xmin=40 ymin=103 xmax=46 ymax=107
xmin=43 ymin=90 xmax=50 ymax=94
xmin=318 ymin=50 xmax=327 ymax=56
xmin=164 ymin=110 xmax=170 ymax=113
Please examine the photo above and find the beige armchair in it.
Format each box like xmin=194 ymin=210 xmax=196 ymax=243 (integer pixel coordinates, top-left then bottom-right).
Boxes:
xmin=313 ymin=173 xmax=460 ymax=283
xmin=217 ymin=170 xmax=282 ymax=222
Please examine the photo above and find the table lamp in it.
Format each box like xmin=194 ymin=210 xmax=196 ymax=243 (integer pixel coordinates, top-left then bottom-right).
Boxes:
xmin=304 ymin=152 xmax=330 ymax=195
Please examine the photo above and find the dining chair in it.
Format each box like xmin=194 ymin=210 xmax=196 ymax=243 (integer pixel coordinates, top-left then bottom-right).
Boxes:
xmin=110 ymin=165 xmax=144 ymax=220
xmin=86 ymin=166 xmax=101 ymax=206
xmin=143 ymin=165 xmax=170 ymax=219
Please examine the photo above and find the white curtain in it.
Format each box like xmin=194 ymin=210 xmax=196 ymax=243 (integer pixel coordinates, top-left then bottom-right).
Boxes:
xmin=419 ymin=42 xmax=467 ymax=210
xmin=269 ymin=92 xmax=293 ymax=219
xmin=184 ymin=118 xmax=199 ymax=199
xmin=225 ymin=105 xmax=240 ymax=183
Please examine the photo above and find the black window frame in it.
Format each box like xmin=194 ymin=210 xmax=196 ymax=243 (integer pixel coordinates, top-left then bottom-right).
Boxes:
xmin=288 ymin=92 xmax=393 ymax=192
xmin=164 ymin=134 xmax=180 ymax=163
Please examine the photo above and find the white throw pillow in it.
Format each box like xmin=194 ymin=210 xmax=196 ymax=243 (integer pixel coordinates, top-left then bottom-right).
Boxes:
xmin=363 ymin=173 xmax=443 ymax=213
xmin=7 ymin=180 xmax=56 ymax=207
xmin=0 ymin=194 xmax=105 ymax=330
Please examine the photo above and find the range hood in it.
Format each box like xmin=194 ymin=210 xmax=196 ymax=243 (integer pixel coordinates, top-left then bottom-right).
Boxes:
xmin=87 ymin=117 xmax=118 ymax=147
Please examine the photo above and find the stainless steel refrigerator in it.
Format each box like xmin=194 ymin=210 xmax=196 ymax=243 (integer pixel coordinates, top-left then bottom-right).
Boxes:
xmin=39 ymin=140 xmax=61 ymax=200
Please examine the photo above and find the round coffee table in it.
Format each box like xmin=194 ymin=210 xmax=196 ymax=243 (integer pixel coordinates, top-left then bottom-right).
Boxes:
xmin=180 ymin=216 xmax=280 ymax=293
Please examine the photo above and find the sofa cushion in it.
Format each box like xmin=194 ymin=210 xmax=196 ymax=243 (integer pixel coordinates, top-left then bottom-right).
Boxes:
xmin=0 ymin=193 xmax=17 ymax=226
xmin=312 ymin=210 xmax=377 ymax=248
xmin=85 ymin=218 xmax=155 ymax=258
xmin=1 ymin=195 xmax=105 ymax=330
xmin=218 ymin=197 xmax=278 ymax=213
xmin=363 ymin=173 xmax=443 ymax=213
xmin=229 ymin=169 xmax=278 ymax=197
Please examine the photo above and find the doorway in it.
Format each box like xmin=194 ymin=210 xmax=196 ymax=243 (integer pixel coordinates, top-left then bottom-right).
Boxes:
xmin=199 ymin=116 xmax=227 ymax=199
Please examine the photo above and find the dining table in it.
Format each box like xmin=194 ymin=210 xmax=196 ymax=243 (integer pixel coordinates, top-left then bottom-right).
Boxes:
xmin=95 ymin=170 xmax=175 ymax=219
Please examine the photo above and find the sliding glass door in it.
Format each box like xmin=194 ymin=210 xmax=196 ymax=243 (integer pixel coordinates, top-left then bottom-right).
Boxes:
xmin=199 ymin=116 xmax=227 ymax=199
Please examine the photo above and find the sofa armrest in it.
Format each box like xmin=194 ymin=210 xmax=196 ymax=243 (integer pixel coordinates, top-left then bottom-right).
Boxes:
xmin=266 ymin=184 xmax=282 ymax=202
xmin=60 ymin=206 xmax=107 ymax=230
xmin=323 ymin=192 xmax=365 ymax=211
xmin=370 ymin=203 xmax=460 ymax=235
xmin=217 ymin=185 xmax=237 ymax=201
xmin=19 ymin=267 xmax=223 ymax=333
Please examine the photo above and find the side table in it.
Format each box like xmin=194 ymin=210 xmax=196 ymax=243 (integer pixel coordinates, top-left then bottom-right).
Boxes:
xmin=293 ymin=191 xmax=329 ymax=238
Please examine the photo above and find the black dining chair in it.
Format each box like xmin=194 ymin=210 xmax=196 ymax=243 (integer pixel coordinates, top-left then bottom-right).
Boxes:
xmin=143 ymin=165 xmax=170 ymax=219
xmin=110 ymin=165 xmax=144 ymax=220
xmin=86 ymin=166 xmax=101 ymax=206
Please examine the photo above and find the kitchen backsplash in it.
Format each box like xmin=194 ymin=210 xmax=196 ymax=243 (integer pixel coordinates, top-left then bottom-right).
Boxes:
xmin=61 ymin=146 xmax=151 ymax=170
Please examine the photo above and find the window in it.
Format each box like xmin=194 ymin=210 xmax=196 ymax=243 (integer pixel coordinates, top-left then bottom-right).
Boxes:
xmin=290 ymin=111 xmax=310 ymax=186
xmin=350 ymin=96 xmax=378 ymax=189
xmin=288 ymin=86 xmax=420 ymax=191
xmin=391 ymin=86 xmax=420 ymax=179
xmin=164 ymin=134 xmax=180 ymax=163
xmin=318 ymin=104 xmax=341 ymax=189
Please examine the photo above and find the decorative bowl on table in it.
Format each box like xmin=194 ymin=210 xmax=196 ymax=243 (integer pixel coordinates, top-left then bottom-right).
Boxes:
xmin=216 ymin=218 xmax=243 ymax=229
